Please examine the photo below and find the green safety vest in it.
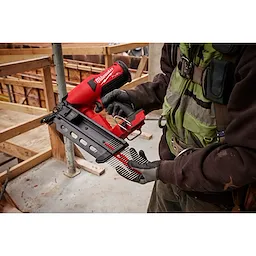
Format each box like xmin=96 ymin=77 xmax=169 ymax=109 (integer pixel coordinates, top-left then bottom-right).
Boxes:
xmin=162 ymin=43 xmax=224 ymax=155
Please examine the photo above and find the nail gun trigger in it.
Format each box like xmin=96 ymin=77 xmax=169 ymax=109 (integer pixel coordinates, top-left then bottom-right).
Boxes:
xmin=114 ymin=115 xmax=132 ymax=132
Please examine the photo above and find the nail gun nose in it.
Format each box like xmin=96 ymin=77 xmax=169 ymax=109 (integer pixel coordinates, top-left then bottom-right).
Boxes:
xmin=41 ymin=112 xmax=56 ymax=124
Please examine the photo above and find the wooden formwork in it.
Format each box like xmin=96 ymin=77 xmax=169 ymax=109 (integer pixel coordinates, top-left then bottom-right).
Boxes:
xmin=0 ymin=43 xmax=149 ymax=108
xmin=0 ymin=43 xmax=149 ymax=68
xmin=0 ymin=43 xmax=149 ymax=185
xmin=0 ymin=57 xmax=62 ymax=186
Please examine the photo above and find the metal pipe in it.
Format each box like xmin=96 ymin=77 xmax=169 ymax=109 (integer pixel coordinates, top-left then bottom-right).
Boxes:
xmin=52 ymin=43 xmax=79 ymax=177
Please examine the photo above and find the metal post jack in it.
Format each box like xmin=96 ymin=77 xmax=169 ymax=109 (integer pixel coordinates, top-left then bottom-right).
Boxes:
xmin=52 ymin=43 xmax=81 ymax=178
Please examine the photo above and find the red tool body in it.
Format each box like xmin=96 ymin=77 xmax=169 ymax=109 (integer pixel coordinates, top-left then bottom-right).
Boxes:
xmin=66 ymin=60 xmax=145 ymax=139
xmin=42 ymin=61 xmax=147 ymax=183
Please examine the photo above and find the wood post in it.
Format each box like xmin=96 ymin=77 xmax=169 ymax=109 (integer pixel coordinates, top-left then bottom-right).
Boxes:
xmin=42 ymin=66 xmax=66 ymax=161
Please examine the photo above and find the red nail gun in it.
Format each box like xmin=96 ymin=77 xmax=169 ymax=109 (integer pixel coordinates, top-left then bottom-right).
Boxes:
xmin=42 ymin=60 xmax=149 ymax=182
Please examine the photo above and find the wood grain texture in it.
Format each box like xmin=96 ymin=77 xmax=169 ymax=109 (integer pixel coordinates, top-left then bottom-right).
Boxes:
xmin=0 ymin=57 xmax=51 ymax=76
xmin=0 ymin=148 xmax=52 ymax=184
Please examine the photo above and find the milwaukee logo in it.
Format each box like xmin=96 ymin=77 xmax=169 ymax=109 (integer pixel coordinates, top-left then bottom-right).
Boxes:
xmin=95 ymin=67 xmax=114 ymax=84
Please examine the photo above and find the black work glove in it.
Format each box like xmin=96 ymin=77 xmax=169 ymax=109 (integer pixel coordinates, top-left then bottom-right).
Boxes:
xmin=128 ymin=148 xmax=160 ymax=184
xmin=95 ymin=89 xmax=135 ymax=117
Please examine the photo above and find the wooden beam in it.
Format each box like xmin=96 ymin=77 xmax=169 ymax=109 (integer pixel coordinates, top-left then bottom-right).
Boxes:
xmin=42 ymin=66 xmax=56 ymax=111
xmin=0 ymin=57 xmax=52 ymax=77
xmin=0 ymin=148 xmax=52 ymax=184
xmin=0 ymin=192 xmax=22 ymax=213
xmin=121 ymin=74 xmax=149 ymax=90
xmin=42 ymin=66 xmax=66 ymax=161
xmin=0 ymin=77 xmax=75 ymax=96
xmin=131 ymin=130 xmax=153 ymax=140
xmin=0 ymin=141 xmax=37 ymax=160
xmin=0 ymin=54 xmax=46 ymax=64
xmin=75 ymin=157 xmax=105 ymax=176
xmin=0 ymin=77 xmax=44 ymax=89
xmin=2 ymin=75 xmax=75 ymax=93
xmin=0 ymin=114 xmax=46 ymax=143
xmin=0 ymin=101 xmax=48 ymax=115
xmin=134 ymin=56 xmax=148 ymax=79
xmin=104 ymin=54 xmax=113 ymax=68
xmin=65 ymin=63 xmax=103 ymax=73
xmin=0 ymin=46 xmax=105 ymax=56
xmin=106 ymin=43 xmax=149 ymax=54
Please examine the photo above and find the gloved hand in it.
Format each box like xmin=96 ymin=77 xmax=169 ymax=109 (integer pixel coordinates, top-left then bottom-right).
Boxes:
xmin=128 ymin=148 xmax=160 ymax=184
xmin=95 ymin=89 xmax=135 ymax=117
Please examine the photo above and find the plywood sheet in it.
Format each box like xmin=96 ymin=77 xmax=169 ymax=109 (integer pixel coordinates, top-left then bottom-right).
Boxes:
xmin=0 ymin=109 xmax=50 ymax=153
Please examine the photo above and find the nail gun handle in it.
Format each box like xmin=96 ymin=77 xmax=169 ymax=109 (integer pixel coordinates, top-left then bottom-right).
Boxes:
xmin=112 ymin=102 xmax=134 ymax=117
xmin=111 ymin=109 xmax=145 ymax=139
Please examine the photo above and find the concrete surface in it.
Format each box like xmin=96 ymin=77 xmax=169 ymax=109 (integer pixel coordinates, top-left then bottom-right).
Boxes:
xmin=6 ymin=120 xmax=162 ymax=213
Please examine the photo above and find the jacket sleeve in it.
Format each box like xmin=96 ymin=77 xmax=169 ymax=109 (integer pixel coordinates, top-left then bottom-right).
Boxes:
xmin=126 ymin=43 xmax=175 ymax=114
xmin=158 ymin=45 xmax=256 ymax=193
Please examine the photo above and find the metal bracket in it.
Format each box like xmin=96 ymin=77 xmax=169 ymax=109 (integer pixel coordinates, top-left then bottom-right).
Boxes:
xmin=63 ymin=168 xmax=81 ymax=178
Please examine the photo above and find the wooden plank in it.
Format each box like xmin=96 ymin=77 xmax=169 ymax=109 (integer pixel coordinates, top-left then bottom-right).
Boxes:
xmin=0 ymin=54 xmax=46 ymax=64
xmin=0 ymin=148 xmax=52 ymax=184
xmin=0 ymin=77 xmax=44 ymax=89
xmin=106 ymin=43 xmax=149 ymax=54
xmin=0 ymin=141 xmax=37 ymax=160
xmin=0 ymin=152 xmax=14 ymax=166
xmin=0 ymin=192 xmax=22 ymax=213
xmin=75 ymin=157 xmax=105 ymax=176
xmin=104 ymin=54 xmax=113 ymax=68
xmin=131 ymin=130 xmax=153 ymax=140
xmin=0 ymin=101 xmax=48 ymax=115
xmin=0 ymin=57 xmax=51 ymax=76
xmin=1 ymin=76 xmax=75 ymax=93
xmin=65 ymin=63 xmax=103 ymax=73
xmin=0 ymin=46 xmax=105 ymax=56
xmin=68 ymin=69 xmax=81 ymax=83
xmin=134 ymin=56 xmax=148 ymax=79
xmin=42 ymin=66 xmax=66 ymax=161
xmin=0 ymin=94 xmax=9 ymax=101
xmin=0 ymin=114 xmax=47 ymax=143
xmin=42 ymin=66 xmax=55 ymax=111
xmin=121 ymin=74 xmax=149 ymax=90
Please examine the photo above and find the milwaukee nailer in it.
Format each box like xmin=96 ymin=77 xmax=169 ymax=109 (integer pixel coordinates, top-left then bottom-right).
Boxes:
xmin=42 ymin=61 xmax=149 ymax=183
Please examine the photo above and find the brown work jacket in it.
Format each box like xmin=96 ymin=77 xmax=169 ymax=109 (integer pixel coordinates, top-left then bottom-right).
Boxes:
xmin=127 ymin=44 xmax=256 ymax=206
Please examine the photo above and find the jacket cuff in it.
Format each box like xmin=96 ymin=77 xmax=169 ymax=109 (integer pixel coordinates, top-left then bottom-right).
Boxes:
xmin=157 ymin=160 xmax=175 ymax=184
xmin=125 ymin=89 xmax=143 ymax=110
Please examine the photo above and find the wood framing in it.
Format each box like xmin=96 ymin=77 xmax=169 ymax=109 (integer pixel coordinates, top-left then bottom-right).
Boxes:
xmin=0 ymin=57 xmax=51 ymax=77
xmin=104 ymin=54 xmax=113 ymax=68
xmin=134 ymin=56 xmax=148 ymax=79
xmin=0 ymin=46 xmax=105 ymax=56
xmin=0 ymin=114 xmax=47 ymax=143
xmin=0 ymin=148 xmax=52 ymax=184
xmin=0 ymin=141 xmax=37 ymax=160
xmin=0 ymin=43 xmax=148 ymax=57
xmin=121 ymin=74 xmax=149 ymax=90
xmin=0 ymin=77 xmax=44 ymax=89
xmin=75 ymin=157 xmax=105 ymax=176
xmin=106 ymin=43 xmax=149 ymax=54
xmin=131 ymin=130 xmax=153 ymax=140
xmin=0 ymin=101 xmax=48 ymax=115
xmin=42 ymin=66 xmax=66 ymax=161
xmin=64 ymin=63 xmax=103 ymax=73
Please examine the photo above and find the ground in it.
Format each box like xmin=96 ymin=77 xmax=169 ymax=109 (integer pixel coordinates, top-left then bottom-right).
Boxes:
xmin=6 ymin=119 xmax=162 ymax=213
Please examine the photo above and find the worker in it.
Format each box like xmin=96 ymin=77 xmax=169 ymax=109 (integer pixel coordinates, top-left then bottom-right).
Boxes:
xmin=98 ymin=44 xmax=256 ymax=212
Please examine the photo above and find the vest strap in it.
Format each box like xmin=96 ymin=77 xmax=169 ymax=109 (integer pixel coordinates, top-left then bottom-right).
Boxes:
xmin=177 ymin=48 xmax=204 ymax=85
xmin=176 ymin=47 xmax=230 ymax=141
